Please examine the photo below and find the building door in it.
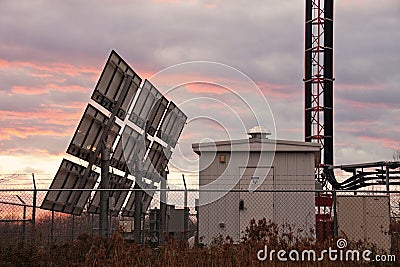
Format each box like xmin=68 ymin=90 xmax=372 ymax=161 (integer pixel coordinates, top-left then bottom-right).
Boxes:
xmin=238 ymin=166 xmax=274 ymax=237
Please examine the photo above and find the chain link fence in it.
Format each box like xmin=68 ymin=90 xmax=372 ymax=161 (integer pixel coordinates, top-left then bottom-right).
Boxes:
xmin=1 ymin=188 xmax=400 ymax=255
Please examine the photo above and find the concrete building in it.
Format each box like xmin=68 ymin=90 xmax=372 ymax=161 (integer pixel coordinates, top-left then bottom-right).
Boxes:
xmin=192 ymin=127 xmax=320 ymax=243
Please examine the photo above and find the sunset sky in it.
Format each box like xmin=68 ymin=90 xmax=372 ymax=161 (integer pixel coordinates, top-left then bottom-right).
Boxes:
xmin=0 ymin=0 xmax=399 ymax=188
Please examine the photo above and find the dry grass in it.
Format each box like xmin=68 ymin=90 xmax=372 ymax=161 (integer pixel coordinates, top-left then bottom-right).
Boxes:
xmin=0 ymin=218 xmax=397 ymax=266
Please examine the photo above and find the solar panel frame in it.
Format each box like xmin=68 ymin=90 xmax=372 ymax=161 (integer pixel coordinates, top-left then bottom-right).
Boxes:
xmin=142 ymin=187 xmax=156 ymax=212
xmin=67 ymin=104 xmax=121 ymax=164
xmin=129 ymin=80 xmax=167 ymax=132
xmin=121 ymin=182 xmax=156 ymax=217
xmin=91 ymin=50 xmax=142 ymax=120
xmin=110 ymin=125 xmax=150 ymax=172
xmin=157 ymin=102 xmax=187 ymax=148
xmin=121 ymin=191 xmax=136 ymax=217
xmin=145 ymin=96 xmax=168 ymax=136
xmin=40 ymin=159 xmax=99 ymax=215
xmin=44 ymin=50 xmax=189 ymax=220
xmin=87 ymin=173 xmax=133 ymax=216
xmin=143 ymin=142 xmax=171 ymax=182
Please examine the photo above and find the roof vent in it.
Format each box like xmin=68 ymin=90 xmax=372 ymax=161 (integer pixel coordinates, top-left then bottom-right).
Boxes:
xmin=247 ymin=126 xmax=271 ymax=139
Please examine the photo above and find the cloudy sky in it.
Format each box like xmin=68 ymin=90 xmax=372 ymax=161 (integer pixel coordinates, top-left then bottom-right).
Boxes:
xmin=0 ymin=0 xmax=399 ymax=187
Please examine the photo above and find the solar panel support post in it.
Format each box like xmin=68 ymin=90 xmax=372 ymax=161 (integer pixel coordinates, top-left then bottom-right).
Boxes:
xmin=160 ymin=175 xmax=167 ymax=245
xmin=100 ymin=143 xmax=110 ymax=238
xmin=98 ymin=74 xmax=134 ymax=238
xmin=133 ymin=160 xmax=143 ymax=244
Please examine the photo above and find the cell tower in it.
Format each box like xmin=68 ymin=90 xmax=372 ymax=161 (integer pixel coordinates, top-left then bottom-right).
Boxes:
xmin=304 ymin=0 xmax=334 ymax=183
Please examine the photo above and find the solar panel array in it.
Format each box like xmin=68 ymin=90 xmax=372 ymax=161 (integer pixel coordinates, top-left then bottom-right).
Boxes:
xmin=41 ymin=50 xmax=187 ymax=216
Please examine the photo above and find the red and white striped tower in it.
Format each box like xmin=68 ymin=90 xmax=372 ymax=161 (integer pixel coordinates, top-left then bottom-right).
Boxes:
xmin=304 ymin=0 xmax=334 ymax=184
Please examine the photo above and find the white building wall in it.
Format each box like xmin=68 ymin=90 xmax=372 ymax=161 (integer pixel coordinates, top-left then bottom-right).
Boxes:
xmin=198 ymin=148 xmax=316 ymax=244
xmin=273 ymin=152 xmax=315 ymax=233
xmin=337 ymin=195 xmax=391 ymax=251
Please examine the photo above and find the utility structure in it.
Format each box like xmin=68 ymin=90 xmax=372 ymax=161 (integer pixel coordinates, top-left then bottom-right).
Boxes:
xmin=304 ymin=0 xmax=334 ymax=183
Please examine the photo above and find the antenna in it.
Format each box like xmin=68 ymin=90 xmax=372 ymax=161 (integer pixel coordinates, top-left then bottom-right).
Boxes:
xmin=304 ymin=0 xmax=334 ymax=184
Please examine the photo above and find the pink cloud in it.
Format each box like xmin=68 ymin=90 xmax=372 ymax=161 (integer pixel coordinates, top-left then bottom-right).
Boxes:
xmin=0 ymin=126 xmax=68 ymax=139
xmin=152 ymin=0 xmax=187 ymax=3
xmin=0 ymin=147 xmax=65 ymax=157
xmin=0 ymin=108 xmax=82 ymax=127
xmin=204 ymin=3 xmax=217 ymax=9
xmin=359 ymin=135 xmax=399 ymax=149
xmin=0 ymin=58 xmax=98 ymax=96
xmin=184 ymin=83 xmax=226 ymax=95
xmin=11 ymin=86 xmax=48 ymax=95
xmin=258 ymin=82 xmax=297 ymax=99
xmin=339 ymin=98 xmax=396 ymax=109
xmin=0 ymin=60 xmax=98 ymax=78
xmin=336 ymin=83 xmax=384 ymax=91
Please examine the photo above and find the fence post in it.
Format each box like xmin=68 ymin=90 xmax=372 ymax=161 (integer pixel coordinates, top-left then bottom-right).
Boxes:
xmin=23 ymin=205 xmax=26 ymax=242
xmin=51 ymin=210 xmax=55 ymax=244
xmin=32 ymin=173 xmax=37 ymax=229
xmin=195 ymin=198 xmax=199 ymax=246
xmin=183 ymin=174 xmax=188 ymax=240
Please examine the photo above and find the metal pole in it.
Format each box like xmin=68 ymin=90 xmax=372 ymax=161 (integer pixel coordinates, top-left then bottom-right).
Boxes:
xmin=72 ymin=214 xmax=75 ymax=241
xmin=23 ymin=205 xmax=26 ymax=242
xmin=195 ymin=198 xmax=199 ymax=246
xmin=51 ymin=210 xmax=54 ymax=244
xmin=32 ymin=173 xmax=37 ymax=229
xmin=100 ymin=144 xmax=110 ymax=238
xmin=134 ymin=182 xmax=142 ymax=243
xmin=141 ymin=212 xmax=146 ymax=244
xmin=386 ymin=166 xmax=390 ymax=193
xmin=182 ymin=174 xmax=188 ymax=240
xmin=333 ymin=190 xmax=338 ymax=237
xmin=160 ymin=173 xmax=167 ymax=244
xmin=91 ymin=213 xmax=94 ymax=236
xmin=16 ymin=195 xmax=26 ymax=242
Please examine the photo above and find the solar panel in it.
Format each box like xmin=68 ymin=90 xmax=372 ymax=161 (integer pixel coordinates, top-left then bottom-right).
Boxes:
xmin=142 ymin=159 xmax=162 ymax=183
xmin=43 ymin=50 xmax=188 ymax=236
xmin=91 ymin=50 xmax=142 ymax=120
xmin=142 ymin=186 xmax=156 ymax=212
xmin=129 ymin=80 xmax=168 ymax=134
xmin=121 ymin=191 xmax=136 ymax=217
xmin=157 ymin=102 xmax=187 ymax=148
xmin=121 ymin=182 xmax=156 ymax=217
xmin=145 ymin=97 xmax=168 ymax=136
xmin=67 ymin=104 xmax=121 ymax=164
xmin=40 ymin=159 xmax=99 ymax=215
xmin=110 ymin=125 xmax=150 ymax=172
xmin=87 ymin=173 xmax=133 ymax=216
xmin=143 ymin=142 xmax=171 ymax=182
